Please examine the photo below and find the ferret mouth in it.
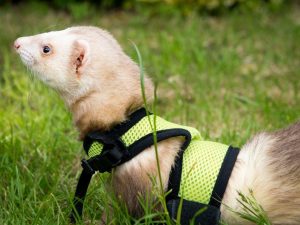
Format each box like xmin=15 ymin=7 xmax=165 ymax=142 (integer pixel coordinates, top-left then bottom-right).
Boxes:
xmin=18 ymin=49 xmax=35 ymax=67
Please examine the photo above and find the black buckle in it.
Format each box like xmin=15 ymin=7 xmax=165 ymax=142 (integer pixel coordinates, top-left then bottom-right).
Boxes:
xmin=83 ymin=131 xmax=124 ymax=153
xmin=81 ymin=159 xmax=96 ymax=175
xmin=82 ymin=132 xmax=127 ymax=173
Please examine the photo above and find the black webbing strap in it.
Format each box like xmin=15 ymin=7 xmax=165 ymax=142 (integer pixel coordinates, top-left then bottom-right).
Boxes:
xmin=70 ymin=134 xmax=126 ymax=223
xmin=70 ymin=129 xmax=191 ymax=223
xmin=166 ymin=145 xmax=239 ymax=225
xmin=83 ymin=108 xmax=149 ymax=155
xmin=167 ymin=198 xmax=221 ymax=225
xmin=70 ymin=167 xmax=94 ymax=223
xmin=209 ymin=146 xmax=240 ymax=208
xmin=70 ymin=108 xmax=192 ymax=224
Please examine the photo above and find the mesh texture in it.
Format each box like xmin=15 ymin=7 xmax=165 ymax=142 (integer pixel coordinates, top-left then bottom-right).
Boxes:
xmin=87 ymin=115 xmax=229 ymax=204
xmin=88 ymin=142 xmax=104 ymax=158
xmin=179 ymin=141 xmax=228 ymax=204
xmin=88 ymin=115 xmax=201 ymax=158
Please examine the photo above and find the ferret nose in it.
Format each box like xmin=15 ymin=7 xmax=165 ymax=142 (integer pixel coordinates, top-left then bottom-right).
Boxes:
xmin=14 ymin=39 xmax=21 ymax=50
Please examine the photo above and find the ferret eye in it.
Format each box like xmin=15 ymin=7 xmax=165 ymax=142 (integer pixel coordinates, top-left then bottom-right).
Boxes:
xmin=43 ymin=46 xmax=51 ymax=54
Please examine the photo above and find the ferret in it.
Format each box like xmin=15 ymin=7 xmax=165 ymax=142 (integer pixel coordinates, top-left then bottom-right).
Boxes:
xmin=14 ymin=26 xmax=300 ymax=225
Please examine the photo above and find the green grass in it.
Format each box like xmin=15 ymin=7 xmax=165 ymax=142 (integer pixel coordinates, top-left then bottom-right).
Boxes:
xmin=0 ymin=3 xmax=299 ymax=225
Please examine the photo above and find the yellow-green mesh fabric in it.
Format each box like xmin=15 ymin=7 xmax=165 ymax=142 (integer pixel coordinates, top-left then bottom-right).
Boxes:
xmin=179 ymin=141 xmax=228 ymax=204
xmin=87 ymin=115 xmax=229 ymax=205
xmin=88 ymin=142 xmax=104 ymax=158
xmin=88 ymin=115 xmax=201 ymax=158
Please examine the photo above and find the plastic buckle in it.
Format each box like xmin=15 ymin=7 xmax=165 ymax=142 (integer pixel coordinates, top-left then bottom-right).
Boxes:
xmin=93 ymin=140 xmax=126 ymax=173
xmin=83 ymin=131 xmax=126 ymax=153
xmin=83 ymin=131 xmax=127 ymax=173
xmin=81 ymin=159 xmax=96 ymax=175
xmin=101 ymin=145 xmax=123 ymax=165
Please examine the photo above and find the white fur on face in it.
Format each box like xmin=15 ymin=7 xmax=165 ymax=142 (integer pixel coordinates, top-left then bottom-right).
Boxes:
xmin=18 ymin=48 xmax=35 ymax=66
xmin=15 ymin=30 xmax=78 ymax=91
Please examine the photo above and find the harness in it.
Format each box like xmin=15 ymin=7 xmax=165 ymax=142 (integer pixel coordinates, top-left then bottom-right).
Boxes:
xmin=70 ymin=108 xmax=239 ymax=224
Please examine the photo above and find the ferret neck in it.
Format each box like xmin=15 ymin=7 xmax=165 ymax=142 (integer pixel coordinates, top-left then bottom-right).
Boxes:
xmin=70 ymin=91 xmax=151 ymax=140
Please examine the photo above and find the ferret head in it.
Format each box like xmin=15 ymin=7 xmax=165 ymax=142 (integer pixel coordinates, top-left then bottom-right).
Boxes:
xmin=15 ymin=26 xmax=153 ymax=134
xmin=15 ymin=27 xmax=137 ymax=102
xmin=15 ymin=28 xmax=83 ymax=93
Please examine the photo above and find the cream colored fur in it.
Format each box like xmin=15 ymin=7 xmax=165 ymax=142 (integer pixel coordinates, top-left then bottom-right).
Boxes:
xmin=15 ymin=26 xmax=300 ymax=225
xmin=222 ymin=133 xmax=277 ymax=224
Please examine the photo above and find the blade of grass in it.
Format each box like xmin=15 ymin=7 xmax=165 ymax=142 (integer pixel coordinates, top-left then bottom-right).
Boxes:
xmin=131 ymin=42 xmax=171 ymax=225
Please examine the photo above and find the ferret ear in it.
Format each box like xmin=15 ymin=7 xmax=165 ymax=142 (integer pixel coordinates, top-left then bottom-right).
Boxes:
xmin=73 ymin=39 xmax=90 ymax=75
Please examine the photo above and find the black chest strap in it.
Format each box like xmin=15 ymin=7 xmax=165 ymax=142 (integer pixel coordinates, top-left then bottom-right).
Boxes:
xmin=167 ymin=198 xmax=221 ymax=225
xmin=70 ymin=108 xmax=192 ymax=223
xmin=166 ymin=145 xmax=239 ymax=225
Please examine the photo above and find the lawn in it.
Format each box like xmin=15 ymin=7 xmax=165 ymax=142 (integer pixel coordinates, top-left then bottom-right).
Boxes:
xmin=0 ymin=3 xmax=299 ymax=225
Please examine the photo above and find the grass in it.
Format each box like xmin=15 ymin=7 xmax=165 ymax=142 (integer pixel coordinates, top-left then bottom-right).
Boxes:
xmin=234 ymin=191 xmax=271 ymax=225
xmin=0 ymin=2 xmax=299 ymax=224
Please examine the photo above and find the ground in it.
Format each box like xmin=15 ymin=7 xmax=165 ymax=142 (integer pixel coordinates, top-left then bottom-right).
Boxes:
xmin=0 ymin=3 xmax=299 ymax=225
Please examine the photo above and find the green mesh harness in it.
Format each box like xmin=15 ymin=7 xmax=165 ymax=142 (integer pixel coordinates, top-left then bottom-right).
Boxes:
xmin=70 ymin=108 xmax=239 ymax=225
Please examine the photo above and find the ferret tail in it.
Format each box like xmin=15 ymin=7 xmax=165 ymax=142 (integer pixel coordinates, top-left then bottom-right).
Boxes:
xmin=221 ymin=121 xmax=300 ymax=225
